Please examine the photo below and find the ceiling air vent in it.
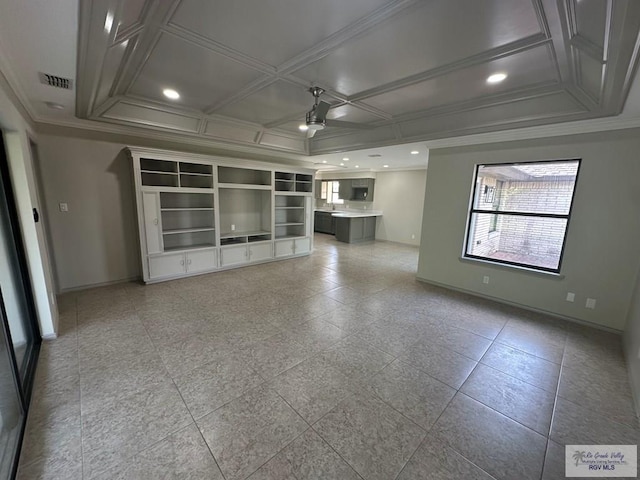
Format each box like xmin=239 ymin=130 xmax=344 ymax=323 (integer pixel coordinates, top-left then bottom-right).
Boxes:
xmin=39 ymin=72 xmax=73 ymax=90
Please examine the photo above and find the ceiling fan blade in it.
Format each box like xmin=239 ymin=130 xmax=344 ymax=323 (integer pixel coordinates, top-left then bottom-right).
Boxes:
xmin=314 ymin=101 xmax=331 ymax=121
xmin=325 ymin=119 xmax=374 ymax=130
xmin=306 ymin=128 xmax=317 ymax=138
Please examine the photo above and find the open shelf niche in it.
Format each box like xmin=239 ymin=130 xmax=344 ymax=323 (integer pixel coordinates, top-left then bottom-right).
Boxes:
xmin=218 ymin=188 xmax=271 ymax=244
xmin=141 ymin=158 xmax=213 ymax=188
xmin=159 ymin=192 xmax=215 ymax=250
xmin=275 ymin=195 xmax=306 ymax=238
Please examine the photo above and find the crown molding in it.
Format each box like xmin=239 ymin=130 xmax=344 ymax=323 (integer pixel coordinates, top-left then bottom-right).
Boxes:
xmin=422 ymin=114 xmax=640 ymax=149
xmin=33 ymin=117 xmax=313 ymax=166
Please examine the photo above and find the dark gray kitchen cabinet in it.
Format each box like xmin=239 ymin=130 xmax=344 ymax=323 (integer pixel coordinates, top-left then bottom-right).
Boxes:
xmin=314 ymin=211 xmax=335 ymax=234
xmin=334 ymin=216 xmax=377 ymax=243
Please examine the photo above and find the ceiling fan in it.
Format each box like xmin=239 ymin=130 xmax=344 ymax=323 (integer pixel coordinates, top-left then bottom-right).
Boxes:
xmin=303 ymin=87 xmax=373 ymax=138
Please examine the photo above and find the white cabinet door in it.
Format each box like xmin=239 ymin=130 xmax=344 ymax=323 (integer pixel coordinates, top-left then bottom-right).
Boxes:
xmin=294 ymin=237 xmax=311 ymax=255
xmin=148 ymin=253 xmax=185 ymax=279
xmin=142 ymin=192 xmax=162 ymax=254
xmin=274 ymin=239 xmax=294 ymax=258
xmin=186 ymin=249 xmax=217 ymax=273
xmin=249 ymin=242 xmax=272 ymax=262
xmin=220 ymin=245 xmax=248 ymax=267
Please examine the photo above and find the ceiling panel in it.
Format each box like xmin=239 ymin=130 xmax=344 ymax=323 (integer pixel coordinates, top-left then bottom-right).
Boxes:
xmin=577 ymin=50 xmax=604 ymax=101
xmin=129 ymin=32 xmax=265 ymax=111
xmin=102 ymin=101 xmax=201 ymax=132
xmin=293 ymin=0 xmax=542 ymax=96
xmin=272 ymin=121 xmax=304 ymax=134
xmin=117 ymin=0 xmax=147 ymax=33
xmin=326 ymin=104 xmax=386 ymax=122
xmin=362 ymin=46 xmax=559 ymax=116
xmin=574 ymin=0 xmax=608 ymax=50
xmin=214 ymin=80 xmax=317 ymax=124
xmin=169 ymin=0 xmax=391 ymax=67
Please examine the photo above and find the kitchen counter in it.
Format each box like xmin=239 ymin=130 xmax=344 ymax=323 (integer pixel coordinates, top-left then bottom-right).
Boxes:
xmin=330 ymin=211 xmax=382 ymax=218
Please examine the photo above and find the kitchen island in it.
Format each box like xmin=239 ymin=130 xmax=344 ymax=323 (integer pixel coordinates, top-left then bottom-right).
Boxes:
xmin=331 ymin=210 xmax=382 ymax=243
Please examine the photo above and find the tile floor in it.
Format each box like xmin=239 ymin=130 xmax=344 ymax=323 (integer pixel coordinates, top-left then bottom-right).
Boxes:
xmin=17 ymin=234 xmax=639 ymax=480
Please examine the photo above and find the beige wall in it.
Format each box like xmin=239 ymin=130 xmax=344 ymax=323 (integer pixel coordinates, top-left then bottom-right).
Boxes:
xmin=373 ymin=170 xmax=426 ymax=246
xmin=624 ymin=270 xmax=640 ymax=415
xmin=36 ymin=135 xmax=140 ymax=291
xmin=417 ymin=129 xmax=640 ymax=331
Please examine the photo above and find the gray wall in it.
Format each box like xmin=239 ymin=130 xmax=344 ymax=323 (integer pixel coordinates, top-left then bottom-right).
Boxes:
xmin=417 ymin=129 xmax=640 ymax=331
xmin=373 ymin=170 xmax=426 ymax=246
xmin=624 ymin=270 xmax=640 ymax=415
xmin=36 ymin=135 xmax=140 ymax=291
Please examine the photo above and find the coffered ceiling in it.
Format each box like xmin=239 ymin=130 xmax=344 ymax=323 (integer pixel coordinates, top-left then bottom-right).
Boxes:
xmin=2 ymin=0 xmax=640 ymax=163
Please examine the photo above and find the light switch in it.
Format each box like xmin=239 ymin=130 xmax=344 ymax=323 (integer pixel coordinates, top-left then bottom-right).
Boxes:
xmin=586 ymin=298 xmax=596 ymax=309
xmin=59 ymin=202 xmax=68 ymax=212
xmin=566 ymin=292 xmax=575 ymax=302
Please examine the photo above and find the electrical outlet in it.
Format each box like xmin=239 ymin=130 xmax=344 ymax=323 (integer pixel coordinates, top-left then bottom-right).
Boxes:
xmin=586 ymin=298 xmax=596 ymax=309
xmin=411 ymin=234 xmax=416 ymax=240
xmin=483 ymin=276 xmax=490 ymax=284
xmin=231 ymin=224 xmax=236 ymax=231
xmin=566 ymin=292 xmax=575 ymax=302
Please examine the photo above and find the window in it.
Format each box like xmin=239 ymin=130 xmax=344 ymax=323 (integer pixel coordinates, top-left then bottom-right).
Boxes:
xmin=319 ymin=180 xmax=344 ymax=204
xmin=464 ymin=159 xmax=580 ymax=273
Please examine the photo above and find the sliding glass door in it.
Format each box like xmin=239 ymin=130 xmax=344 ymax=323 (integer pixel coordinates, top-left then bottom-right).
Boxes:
xmin=0 ymin=132 xmax=40 ymax=478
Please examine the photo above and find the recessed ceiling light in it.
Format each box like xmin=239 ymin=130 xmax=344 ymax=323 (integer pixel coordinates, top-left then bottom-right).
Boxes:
xmin=486 ymin=73 xmax=507 ymax=84
xmin=355 ymin=165 xmax=359 ymax=168
xmin=163 ymin=88 xmax=180 ymax=100
xmin=340 ymin=163 xmax=344 ymax=166
xmin=411 ymin=150 xmax=419 ymax=155
xmin=322 ymin=160 xmax=327 ymax=163
xmin=383 ymin=165 xmax=389 ymax=168
xmin=343 ymin=157 xmax=349 ymax=161
xmin=368 ymin=154 xmax=382 ymax=158
xmin=299 ymin=124 xmax=308 ymax=131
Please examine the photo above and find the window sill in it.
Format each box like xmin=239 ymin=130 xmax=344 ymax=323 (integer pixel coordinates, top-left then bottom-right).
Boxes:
xmin=459 ymin=256 xmax=565 ymax=279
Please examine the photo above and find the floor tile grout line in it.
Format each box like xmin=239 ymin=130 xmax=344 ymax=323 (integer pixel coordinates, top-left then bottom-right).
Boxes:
xmin=168 ymin=373 xmax=229 ymax=480
xmin=540 ymin=338 xmax=568 ymax=479
xmin=473 ymin=354 xmax=560 ymax=395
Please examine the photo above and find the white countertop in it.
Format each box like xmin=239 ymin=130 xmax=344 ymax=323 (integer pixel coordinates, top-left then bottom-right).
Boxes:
xmin=314 ymin=208 xmax=383 ymax=218
xmin=330 ymin=211 xmax=383 ymax=218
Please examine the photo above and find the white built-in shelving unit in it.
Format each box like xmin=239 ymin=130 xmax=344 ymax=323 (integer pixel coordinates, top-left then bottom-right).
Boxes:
xmin=130 ymin=148 xmax=314 ymax=283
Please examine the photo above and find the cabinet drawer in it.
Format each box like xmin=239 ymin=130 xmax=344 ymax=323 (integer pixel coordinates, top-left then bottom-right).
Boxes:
xmin=249 ymin=242 xmax=272 ymax=262
xmin=186 ymin=249 xmax=217 ymax=273
xmin=274 ymin=239 xmax=294 ymax=257
xmin=220 ymin=245 xmax=248 ymax=267
xmin=148 ymin=253 xmax=185 ymax=279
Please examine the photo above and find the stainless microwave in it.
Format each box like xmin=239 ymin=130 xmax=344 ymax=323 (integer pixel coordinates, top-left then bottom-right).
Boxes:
xmin=351 ymin=187 xmax=369 ymax=201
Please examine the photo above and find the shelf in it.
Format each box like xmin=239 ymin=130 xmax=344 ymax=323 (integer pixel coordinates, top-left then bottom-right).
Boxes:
xmin=275 ymin=206 xmax=304 ymax=210
xmin=275 ymin=222 xmax=304 ymax=226
xmin=275 ymin=234 xmax=307 ymax=239
xmin=163 ymin=243 xmax=216 ymax=252
xmin=141 ymin=169 xmax=177 ymax=175
xmin=161 ymin=208 xmax=214 ymax=211
xmin=179 ymin=172 xmax=213 ymax=177
xmin=163 ymin=227 xmax=215 ymax=235
xmin=220 ymin=230 xmax=271 ymax=239
xmin=218 ymin=183 xmax=272 ymax=190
